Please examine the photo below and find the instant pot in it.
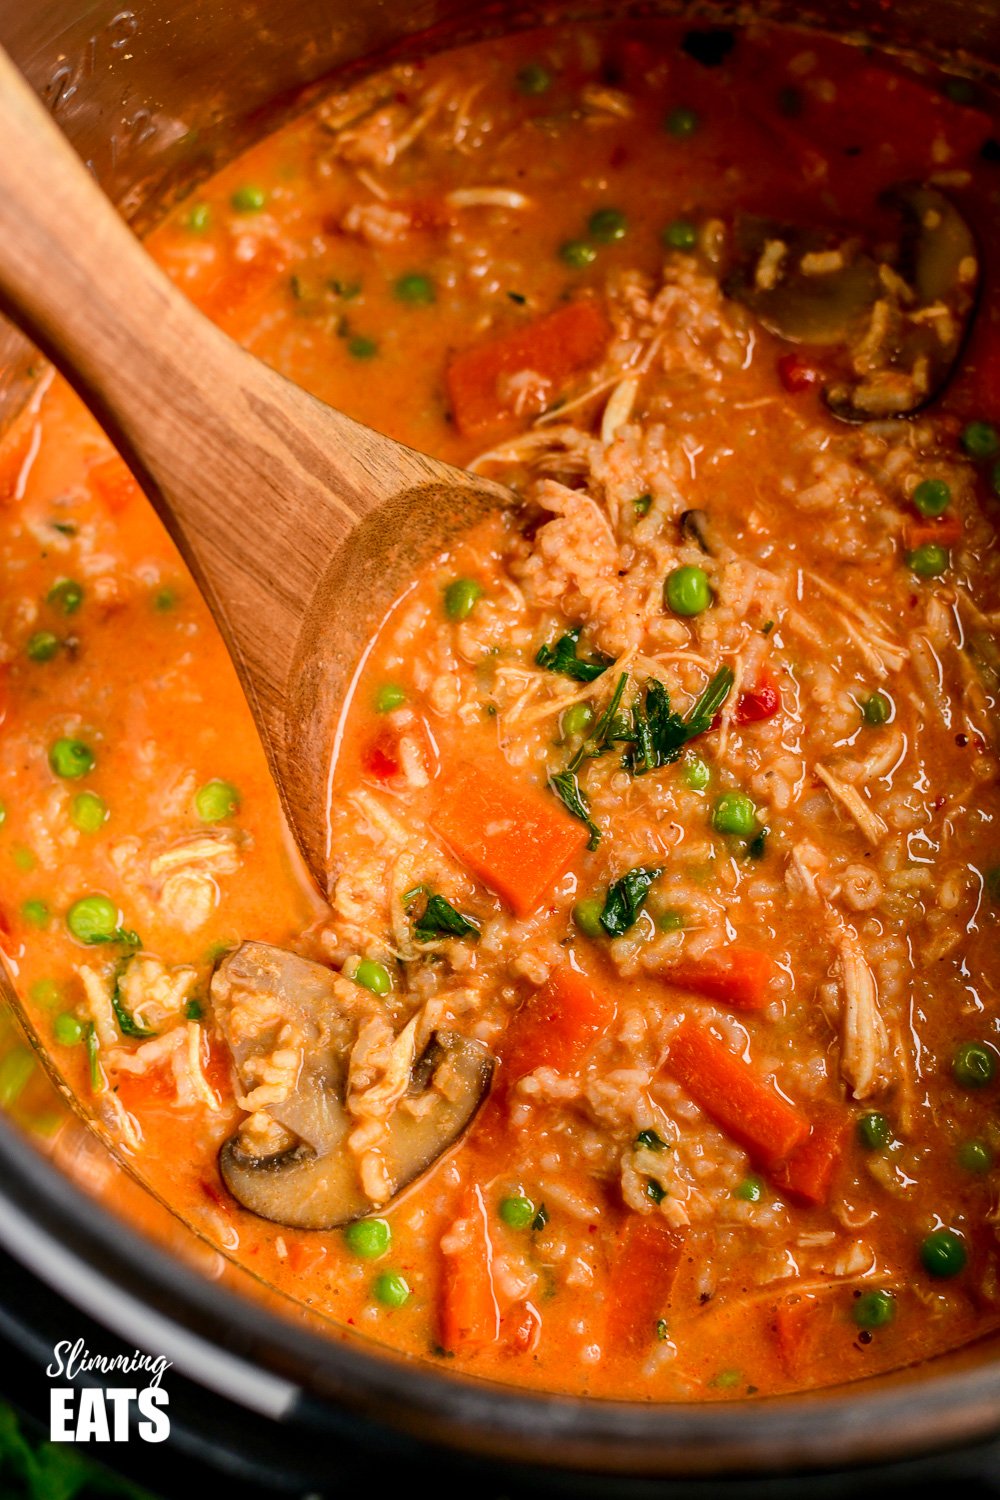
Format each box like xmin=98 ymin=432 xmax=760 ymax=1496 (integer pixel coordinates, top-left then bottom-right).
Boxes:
xmin=3 ymin=2 xmax=1000 ymax=1493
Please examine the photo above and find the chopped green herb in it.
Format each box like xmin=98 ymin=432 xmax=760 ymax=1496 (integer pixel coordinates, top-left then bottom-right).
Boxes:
xmin=111 ymin=984 xmax=155 ymax=1040
xmin=624 ymin=667 xmax=733 ymax=775
xmin=746 ymin=826 xmax=769 ymax=860
xmin=645 ymin=1178 xmax=666 ymax=1204
xmin=413 ymin=892 xmax=480 ymax=942
xmin=658 ymin=908 xmax=685 ymax=931
xmin=656 ymin=1317 xmax=670 ymax=1341
xmin=507 ymin=290 xmax=527 ymax=304
xmin=517 ymin=61 xmax=553 ymax=95
xmin=600 ymin=866 xmax=663 ymax=937
xmin=633 ymin=493 xmax=653 ymax=516
xmin=549 ymin=769 xmax=601 ymax=849
xmin=185 ymin=998 xmax=203 ymax=1021
xmin=531 ymin=1203 xmax=549 ymax=1232
xmin=83 ymin=1022 xmax=101 ymax=1091
xmin=635 ymin=1128 xmax=668 ymax=1151
xmin=231 ymin=183 xmax=267 ymax=213
xmin=401 ymin=884 xmax=426 ymax=909
xmin=663 ymin=219 xmax=697 ymax=252
xmin=186 ymin=201 xmax=211 ymax=233
xmin=536 ymin=627 xmax=613 ymax=683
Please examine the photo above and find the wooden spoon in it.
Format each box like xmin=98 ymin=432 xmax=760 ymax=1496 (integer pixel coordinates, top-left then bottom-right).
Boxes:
xmin=0 ymin=47 xmax=510 ymax=890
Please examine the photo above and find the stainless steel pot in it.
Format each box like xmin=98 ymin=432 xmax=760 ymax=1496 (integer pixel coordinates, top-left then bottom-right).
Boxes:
xmin=1 ymin=0 xmax=1000 ymax=1483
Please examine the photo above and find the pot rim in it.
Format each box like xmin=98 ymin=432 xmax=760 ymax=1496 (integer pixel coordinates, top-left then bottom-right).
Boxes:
xmin=0 ymin=1112 xmax=997 ymax=1477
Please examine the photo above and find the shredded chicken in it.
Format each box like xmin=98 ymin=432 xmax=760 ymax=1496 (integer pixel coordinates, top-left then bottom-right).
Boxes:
xmin=837 ymin=936 xmax=892 ymax=1099
xmin=815 ymin=763 xmax=888 ymax=844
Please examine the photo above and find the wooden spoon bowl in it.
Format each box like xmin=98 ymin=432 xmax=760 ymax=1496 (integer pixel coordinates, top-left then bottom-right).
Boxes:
xmin=0 ymin=45 xmax=510 ymax=890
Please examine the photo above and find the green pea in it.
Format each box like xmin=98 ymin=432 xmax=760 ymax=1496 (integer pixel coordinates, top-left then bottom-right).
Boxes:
xmin=852 ymin=1289 xmax=895 ymax=1329
xmin=0 ymin=1047 xmax=35 ymax=1109
xmin=559 ymin=240 xmax=597 ymax=269
xmin=194 ymin=779 xmax=240 ymax=823
xmin=20 ymin=899 xmax=49 ymax=929
xmin=662 ymin=218 xmax=698 ymax=252
xmin=665 ymin=106 xmax=699 ymax=138
xmin=861 ymin=691 xmax=892 ymax=726
xmin=734 ymin=1176 xmax=764 ymax=1202
xmin=588 ymin=207 xmax=628 ymax=244
xmin=561 ymin=702 xmax=594 ymax=739
xmin=952 ymin=1040 xmax=996 ymax=1089
xmin=375 ymin=682 xmax=407 ymax=713
xmin=957 ymin=1139 xmax=993 ymax=1174
xmin=30 ymin=979 xmax=62 ymax=1008
xmin=185 ymin=202 xmax=211 ymax=233
xmin=906 ymin=543 xmax=949 ymax=578
xmin=961 ymin=420 xmax=999 ymax=459
xmin=517 ymin=61 xmax=552 ymax=95
xmin=11 ymin=846 xmax=34 ymax=872
xmin=373 ymin=1271 xmax=410 ymax=1308
xmin=347 ymin=335 xmax=378 ymax=360
xmin=573 ymin=897 xmax=605 ymax=939
xmin=857 ymin=1111 xmax=893 ymax=1151
xmin=54 ymin=1013 xmax=84 ymax=1047
xmin=658 ymin=908 xmax=685 ymax=932
xmin=46 ymin=579 xmax=83 ymax=615
xmin=443 ymin=578 xmax=483 ymax=621
xmin=682 ymin=755 xmax=710 ymax=792
xmin=712 ymin=791 xmax=757 ymax=837
xmin=26 ymin=632 xmax=59 ymax=663
xmin=354 ymin=958 xmax=392 ymax=995
xmin=71 ymin=791 xmax=107 ymax=834
xmin=394 ymin=272 xmax=436 ymax=305
xmin=913 ymin=479 xmax=951 ymax=517
xmin=66 ymin=894 xmax=118 ymax=945
xmin=344 ymin=1217 xmax=391 ymax=1259
xmin=48 ymin=739 xmax=95 ymax=780
xmin=231 ymin=184 xmax=267 ymax=213
xmin=664 ymin=564 xmax=712 ymax=616
xmin=153 ymin=588 xmax=177 ymax=612
xmin=499 ymin=1194 xmax=536 ymax=1229
xmin=920 ymin=1228 xmax=967 ymax=1279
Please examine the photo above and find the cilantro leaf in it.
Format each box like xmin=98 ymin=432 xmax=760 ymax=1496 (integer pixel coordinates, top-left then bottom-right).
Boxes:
xmin=549 ymin=769 xmax=601 ymax=849
xmin=413 ymin=892 xmax=480 ymax=942
xmin=536 ymin=627 xmax=613 ymax=684
xmin=600 ymin=865 xmax=663 ymax=937
xmin=635 ymin=1128 xmax=669 ymax=1151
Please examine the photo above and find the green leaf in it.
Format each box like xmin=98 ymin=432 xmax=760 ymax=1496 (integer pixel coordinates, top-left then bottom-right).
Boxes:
xmin=548 ymin=770 xmax=601 ymax=850
xmin=624 ymin=667 xmax=734 ymax=775
xmin=111 ymin=985 xmax=155 ymax=1040
xmin=635 ymin=1128 xmax=668 ymax=1151
xmin=600 ymin=865 xmax=663 ymax=937
xmin=536 ymin=627 xmax=613 ymax=683
xmin=413 ymin=892 xmax=480 ymax=941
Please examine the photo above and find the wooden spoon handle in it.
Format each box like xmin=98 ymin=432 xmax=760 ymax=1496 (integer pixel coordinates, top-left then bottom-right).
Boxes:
xmin=0 ymin=45 xmax=436 ymax=697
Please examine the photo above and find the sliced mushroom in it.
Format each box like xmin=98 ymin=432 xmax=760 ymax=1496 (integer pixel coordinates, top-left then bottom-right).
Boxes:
xmin=725 ymin=186 xmax=978 ymax=421
xmin=679 ymin=508 xmax=714 ymax=554
xmin=212 ymin=941 xmax=493 ymax=1229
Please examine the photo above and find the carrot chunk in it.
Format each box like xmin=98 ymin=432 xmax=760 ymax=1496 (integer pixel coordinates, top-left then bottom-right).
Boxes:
xmin=605 ymin=1217 xmax=686 ymax=1355
xmin=446 ymin=301 xmax=611 ymax=436
xmin=474 ymin=964 xmax=616 ymax=1147
xmin=438 ymin=1184 xmax=500 ymax=1353
xmin=771 ymin=1108 xmax=849 ymax=1207
xmin=431 ymin=757 xmax=587 ymax=916
xmin=88 ymin=455 xmax=141 ymax=516
xmin=903 ymin=515 xmax=962 ymax=550
xmin=499 ymin=963 xmax=616 ymax=1081
xmin=664 ymin=1019 xmax=810 ymax=1167
xmin=658 ymin=947 xmax=777 ymax=1011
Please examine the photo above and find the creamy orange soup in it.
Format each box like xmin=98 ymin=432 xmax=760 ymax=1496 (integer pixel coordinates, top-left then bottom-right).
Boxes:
xmin=4 ymin=19 xmax=1000 ymax=1401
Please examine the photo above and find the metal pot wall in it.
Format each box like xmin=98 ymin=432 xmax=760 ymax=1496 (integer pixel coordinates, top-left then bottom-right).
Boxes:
xmin=1 ymin=0 xmax=1000 ymax=1487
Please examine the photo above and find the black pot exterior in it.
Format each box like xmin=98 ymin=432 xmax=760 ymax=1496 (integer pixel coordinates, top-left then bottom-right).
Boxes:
xmin=0 ymin=0 xmax=999 ymax=1485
